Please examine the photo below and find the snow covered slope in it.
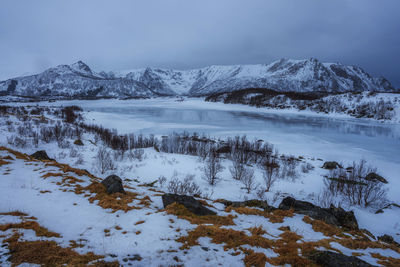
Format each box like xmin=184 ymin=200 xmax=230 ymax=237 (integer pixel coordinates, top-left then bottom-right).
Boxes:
xmin=0 ymin=58 xmax=395 ymax=98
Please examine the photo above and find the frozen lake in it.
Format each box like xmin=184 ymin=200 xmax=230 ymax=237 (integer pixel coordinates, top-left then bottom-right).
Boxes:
xmin=44 ymin=98 xmax=400 ymax=200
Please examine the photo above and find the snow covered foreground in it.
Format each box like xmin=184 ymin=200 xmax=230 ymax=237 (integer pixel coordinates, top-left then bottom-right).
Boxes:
xmin=0 ymin=103 xmax=399 ymax=266
xmin=0 ymin=147 xmax=400 ymax=267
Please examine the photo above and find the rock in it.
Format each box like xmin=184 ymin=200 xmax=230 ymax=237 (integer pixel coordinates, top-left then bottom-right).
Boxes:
xmin=375 ymin=203 xmax=400 ymax=214
xmin=308 ymin=251 xmax=375 ymax=267
xmin=328 ymin=204 xmax=359 ymax=230
xmin=74 ymin=139 xmax=84 ymax=146
xmin=279 ymin=197 xmax=358 ymax=230
xmin=162 ymin=193 xmax=216 ymax=216
xmin=365 ymin=172 xmax=388 ymax=184
xmin=322 ymin=161 xmax=342 ymax=170
xmin=30 ymin=150 xmax=52 ymax=161
xmin=101 ymin=175 xmax=125 ymax=194
xmin=378 ymin=234 xmax=400 ymax=246
xmin=219 ymin=199 xmax=275 ymax=211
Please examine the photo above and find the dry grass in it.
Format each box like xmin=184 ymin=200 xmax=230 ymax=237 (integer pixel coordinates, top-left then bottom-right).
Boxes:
xmin=302 ymin=216 xmax=344 ymax=237
xmin=0 ymin=211 xmax=28 ymax=216
xmin=248 ymin=226 xmax=267 ymax=236
xmin=134 ymin=220 xmax=145 ymax=225
xmin=0 ymin=146 xmax=31 ymax=161
xmin=5 ymin=234 xmax=104 ymax=267
xmin=177 ymin=225 xmax=274 ymax=251
xmin=44 ymin=161 xmax=98 ymax=180
xmin=371 ymin=252 xmax=400 ymax=266
xmin=165 ymin=203 xmax=235 ymax=226
xmin=226 ymin=206 xmax=294 ymax=223
xmin=0 ymin=158 xmax=11 ymax=167
xmin=0 ymin=221 xmax=60 ymax=238
xmin=242 ymin=248 xmax=267 ymax=267
xmin=85 ymin=182 xmax=139 ymax=212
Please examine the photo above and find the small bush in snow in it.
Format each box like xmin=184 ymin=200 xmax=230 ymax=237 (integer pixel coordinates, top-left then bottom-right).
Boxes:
xmin=202 ymin=149 xmax=224 ymax=186
xmin=261 ymin=155 xmax=279 ymax=192
xmin=95 ymin=146 xmax=115 ymax=174
xmin=240 ymin=166 xmax=255 ymax=193
xmin=167 ymin=174 xmax=201 ymax=196
xmin=324 ymin=159 xmax=387 ymax=208
xmin=301 ymin=162 xmax=314 ymax=173
xmin=158 ymin=175 xmax=167 ymax=187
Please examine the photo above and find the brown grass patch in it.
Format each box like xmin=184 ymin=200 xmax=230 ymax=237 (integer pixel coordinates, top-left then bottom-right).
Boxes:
xmin=248 ymin=226 xmax=267 ymax=236
xmin=3 ymin=155 xmax=14 ymax=161
xmin=134 ymin=220 xmax=145 ymax=225
xmin=0 ymin=158 xmax=11 ymax=167
xmin=135 ymin=231 xmax=141 ymax=235
xmin=226 ymin=206 xmax=294 ymax=223
xmin=371 ymin=252 xmax=400 ymax=266
xmin=5 ymin=233 xmax=104 ymax=267
xmin=242 ymin=248 xmax=267 ymax=267
xmin=0 ymin=221 xmax=60 ymax=238
xmin=44 ymin=161 xmax=98 ymax=180
xmin=0 ymin=211 xmax=28 ymax=217
xmin=177 ymin=225 xmax=274 ymax=251
xmin=85 ymin=182 xmax=139 ymax=212
xmin=138 ymin=195 xmax=152 ymax=207
xmin=39 ymin=190 xmax=52 ymax=194
xmin=166 ymin=203 xmax=235 ymax=226
xmin=0 ymin=146 xmax=31 ymax=161
xmin=302 ymin=216 xmax=344 ymax=237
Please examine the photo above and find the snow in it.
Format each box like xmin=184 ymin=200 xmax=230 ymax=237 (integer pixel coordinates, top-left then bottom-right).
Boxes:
xmin=0 ymin=100 xmax=399 ymax=265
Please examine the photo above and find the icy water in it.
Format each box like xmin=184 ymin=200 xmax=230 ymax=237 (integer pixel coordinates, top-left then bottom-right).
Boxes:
xmin=62 ymin=98 xmax=400 ymax=163
xmin=31 ymin=98 xmax=400 ymax=199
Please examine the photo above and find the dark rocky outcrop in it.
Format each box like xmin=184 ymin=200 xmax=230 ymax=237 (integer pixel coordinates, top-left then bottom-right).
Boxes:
xmin=73 ymin=139 xmax=84 ymax=146
xmin=101 ymin=175 xmax=125 ymax=194
xmin=378 ymin=234 xmax=400 ymax=246
xmin=279 ymin=197 xmax=358 ymax=230
xmin=162 ymin=193 xmax=216 ymax=216
xmin=218 ymin=199 xmax=275 ymax=211
xmin=308 ymin=251 xmax=375 ymax=267
xmin=365 ymin=172 xmax=388 ymax=184
xmin=30 ymin=150 xmax=52 ymax=161
xmin=322 ymin=161 xmax=342 ymax=170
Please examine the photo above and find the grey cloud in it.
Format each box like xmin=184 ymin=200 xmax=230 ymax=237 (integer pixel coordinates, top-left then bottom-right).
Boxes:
xmin=0 ymin=0 xmax=399 ymax=87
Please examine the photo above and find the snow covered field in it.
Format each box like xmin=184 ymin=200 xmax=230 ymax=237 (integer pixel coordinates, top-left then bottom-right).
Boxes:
xmin=0 ymin=99 xmax=399 ymax=266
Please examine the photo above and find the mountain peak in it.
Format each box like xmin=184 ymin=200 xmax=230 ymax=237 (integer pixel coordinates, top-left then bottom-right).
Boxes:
xmin=70 ymin=60 xmax=92 ymax=74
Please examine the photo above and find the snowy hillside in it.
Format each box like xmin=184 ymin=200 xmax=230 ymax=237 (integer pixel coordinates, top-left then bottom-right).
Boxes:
xmin=0 ymin=104 xmax=400 ymax=266
xmin=0 ymin=58 xmax=395 ymax=99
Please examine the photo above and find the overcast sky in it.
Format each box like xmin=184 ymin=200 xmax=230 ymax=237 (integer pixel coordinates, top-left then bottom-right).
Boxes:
xmin=1 ymin=0 xmax=399 ymax=87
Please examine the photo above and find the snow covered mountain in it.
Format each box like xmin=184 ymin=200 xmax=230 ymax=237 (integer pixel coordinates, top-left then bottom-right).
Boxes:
xmin=0 ymin=58 xmax=394 ymax=98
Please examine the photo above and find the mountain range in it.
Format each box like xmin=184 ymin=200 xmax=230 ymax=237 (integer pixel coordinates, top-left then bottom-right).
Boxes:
xmin=0 ymin=58 xmax=394 ymax=99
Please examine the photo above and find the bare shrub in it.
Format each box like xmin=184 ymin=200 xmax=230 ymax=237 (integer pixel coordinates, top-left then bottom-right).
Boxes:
xmin=9 ymin=136 xmax=28 ymax=148
xmin=256 ymin=186 xmax=266 ymax=199
xmin=324 ymin=159 xmax=387 ymax=208
xmin=279 ymin=156 xmax=299 ymax=180
xmin=158 ymin=175 xmax=167 ymax=187
xmin=261 ymin=154 xmax=279 ymax=192
xmin=301 ymin=162 xmax=314 ymax=173
xmin=128 ymin=148 xmax=145 ymax=161
xmin=229 ymin=159 xmax=246 ymax=181
xmin=95 ymin=147 xmax=115 ymax=174
xmin=69 ymin=147 xmax=79 ymax=158
xmin=240 ymin=167 xmax=255 ymax=193
xmin=202 ymin=149 xmax=224 ymax=186
xmin=167 ymin=174 xmax=201 ymax=196
xmin=74 ymin=155 xmax=84 ymax=165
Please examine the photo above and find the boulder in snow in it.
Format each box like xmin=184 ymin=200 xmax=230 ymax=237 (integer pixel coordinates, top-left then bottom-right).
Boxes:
xmin=162 ymin=193 xmax=216 ymax=216
xmin=30 ymin=150 xmax=52 ymax=161
xmin=308 ymin=251 xmax=374 ymax=267
xmin=101 ymin=175 xmax=125 ymax=194
xmin=279 ymin=197 xmax=358 ymax=230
